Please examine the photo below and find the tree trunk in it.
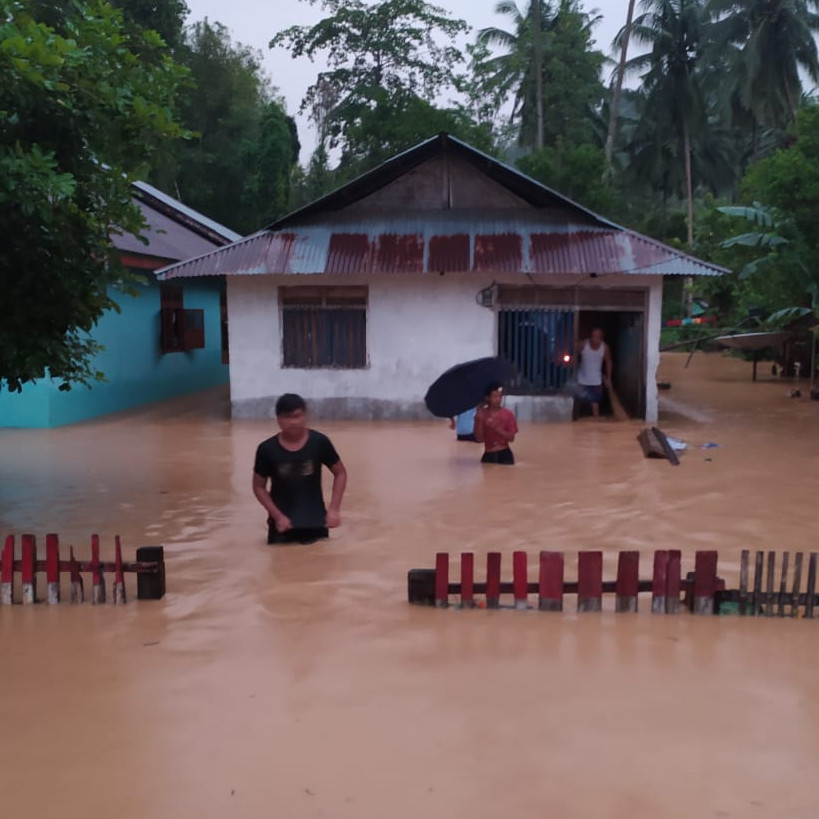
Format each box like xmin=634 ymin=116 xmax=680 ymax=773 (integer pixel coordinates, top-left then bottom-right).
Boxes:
xmin=784 ymin=74 xmax=797 ymax=124
xmin=683 ymin=122 xmax=695 ymax=318
xmin=604 ymin=0 xmax=636 ymax=172
xmin=532 ymin=0 xmax=544 ymax=150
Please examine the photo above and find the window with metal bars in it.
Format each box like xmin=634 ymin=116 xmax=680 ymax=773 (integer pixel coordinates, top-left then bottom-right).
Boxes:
xmin=280 ymin=286 xmax=367 ymax=369
xmin=498 ymin=308 xmax=574 ymax=393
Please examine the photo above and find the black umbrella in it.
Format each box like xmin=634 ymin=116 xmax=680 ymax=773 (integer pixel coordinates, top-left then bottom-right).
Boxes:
xmin=424 ymin=357 xmax=517 ymax=418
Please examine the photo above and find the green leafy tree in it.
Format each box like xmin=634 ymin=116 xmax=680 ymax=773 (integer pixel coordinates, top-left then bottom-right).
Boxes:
xmin=477 ymin=0 xmax=605 ymax=149
xmin=517 ymin=141 xmax=618 ymax=213
xmin=153 ymin=20 xmax=300 ymax=233
xmin=0 ymin=0 xmax=188 ymax=392
xmin=340 ymin=90 xmax=495 ymax=169
xmin=271 ymin=0 xmax=469 ymax=154
xmin=110 ymin=0 xmax=189 ymax=50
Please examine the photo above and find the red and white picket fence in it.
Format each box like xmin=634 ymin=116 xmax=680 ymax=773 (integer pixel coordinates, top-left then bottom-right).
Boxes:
xmin=408 ymin=549 xmax=819 ymax=617
xmin=1 ymin=534 xmax=165 ymax=605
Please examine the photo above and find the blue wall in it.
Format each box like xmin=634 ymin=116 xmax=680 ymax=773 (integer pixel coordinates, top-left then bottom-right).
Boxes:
xmin=0 ymin=277 xmax=228 ymax=428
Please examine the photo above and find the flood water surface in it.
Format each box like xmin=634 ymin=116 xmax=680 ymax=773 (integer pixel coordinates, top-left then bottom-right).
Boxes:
xmin=1 ymin=353 xmax=818 ymax=818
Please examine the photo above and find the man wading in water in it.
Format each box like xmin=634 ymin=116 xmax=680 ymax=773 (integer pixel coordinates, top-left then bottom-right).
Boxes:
xmin=252 ymin=394 xmax=347 ymax=545
xmin=575 ymin=328 xmax=613 ymax=419
xmin=474 ymin=382 xmax=518 ymax=465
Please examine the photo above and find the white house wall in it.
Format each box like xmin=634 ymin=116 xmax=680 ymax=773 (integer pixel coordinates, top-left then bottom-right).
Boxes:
xmin=227 ymin=273 xmax=662 ymax=423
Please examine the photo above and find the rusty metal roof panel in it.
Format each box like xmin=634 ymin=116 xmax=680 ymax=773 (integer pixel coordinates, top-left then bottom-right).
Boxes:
xmin=158 ymin=214 xmax=728 ymax=279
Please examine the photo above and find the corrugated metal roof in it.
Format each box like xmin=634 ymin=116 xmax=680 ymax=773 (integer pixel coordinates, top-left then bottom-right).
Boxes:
xmin=112 ymin=197 xmax=225 ymax=262
xmin=133 ymin=181 xmax=242 ymax=243
xmin=158 ymin=217 xmax=727 ymax=279
xmin=156 ymin=133 xmax=727 ymax=280
xmin=111 ymin=181 xmax=243 ymax=266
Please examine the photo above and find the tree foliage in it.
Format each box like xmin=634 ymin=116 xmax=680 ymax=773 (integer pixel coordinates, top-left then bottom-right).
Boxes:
xmin=707 ymin=0 xmax=819 ymax=135
xmin=149 ymin=20 xmax=299 ymax=234
xmin=517 ymin=142 xmax=617 ymax=213
xmin=271 ymin=0 xmax=468 ymax=153
xmin=477 ymin=0 xmax=605 ymax=149
xmin=0 ymin=0 xmax=188 ymax=392
xmin=110 ymin=0 xmax=189 ymax=50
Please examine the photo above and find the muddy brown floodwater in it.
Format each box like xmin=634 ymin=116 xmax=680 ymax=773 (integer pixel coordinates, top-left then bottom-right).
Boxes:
xmin=1 ymin=352 xmax=819 ymax=819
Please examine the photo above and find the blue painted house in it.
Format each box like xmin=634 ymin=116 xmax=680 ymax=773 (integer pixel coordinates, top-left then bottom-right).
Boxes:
xmin=0 ymin=182 xmax=240 ymax=428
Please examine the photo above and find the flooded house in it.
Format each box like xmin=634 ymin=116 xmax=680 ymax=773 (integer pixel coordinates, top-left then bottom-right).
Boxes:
xmin=0 ymin=182 xmax=240 ymax=428
xmin=156 ymin=134 xmax=726 ymax=422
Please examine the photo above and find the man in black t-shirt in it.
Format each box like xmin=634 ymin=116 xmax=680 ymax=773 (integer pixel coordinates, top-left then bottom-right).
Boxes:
xmin=252 ymin=394 xmax=347 ymax=545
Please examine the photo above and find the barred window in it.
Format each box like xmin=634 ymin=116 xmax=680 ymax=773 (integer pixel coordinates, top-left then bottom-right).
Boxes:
xmin=498 ymin=308 xmax=574 ymax=394
xmin=280 ymin=286 xmax=367 ymax=369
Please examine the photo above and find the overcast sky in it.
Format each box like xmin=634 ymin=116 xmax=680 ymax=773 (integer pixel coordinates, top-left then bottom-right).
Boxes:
xmin=185 ymin=0 xmax=631 ymax=159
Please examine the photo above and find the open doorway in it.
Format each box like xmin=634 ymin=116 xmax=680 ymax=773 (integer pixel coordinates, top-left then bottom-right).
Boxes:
xmin=577 ymin=310 xmax=645 ymax=418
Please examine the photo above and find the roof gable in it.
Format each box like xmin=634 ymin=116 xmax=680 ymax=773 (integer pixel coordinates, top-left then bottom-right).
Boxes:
xmin=271 ymin=133 xmax=613 ymax=230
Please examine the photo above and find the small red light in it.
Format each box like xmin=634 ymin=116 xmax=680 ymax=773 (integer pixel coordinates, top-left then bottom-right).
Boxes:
xmin=563 ymin=354 xmax=571 ymax=363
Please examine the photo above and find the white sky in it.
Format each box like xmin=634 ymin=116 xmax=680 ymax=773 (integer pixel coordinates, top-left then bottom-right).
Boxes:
xmin=184 ymin=0 xmax=631 ymax=160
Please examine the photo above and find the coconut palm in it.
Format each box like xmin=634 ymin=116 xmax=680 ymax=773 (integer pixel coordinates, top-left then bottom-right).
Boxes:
xmin=477 ymin=0 xmax=604 ymax=149
xmin=619 ymin=0 xmax=711 ymax=249
xmin=604 ymin=0 xmax=638 ymax=169
xmin=707 ymin=0 xmax=819 ymax=135
xmin=478 ymin=0 xmax=543 ymax=145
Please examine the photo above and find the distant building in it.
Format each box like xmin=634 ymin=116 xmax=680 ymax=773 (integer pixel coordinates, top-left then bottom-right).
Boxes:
xmin=0 ymin=182 xmax=240 ymax=428
xmin=157 ymin=134 xmax=727 ymax=422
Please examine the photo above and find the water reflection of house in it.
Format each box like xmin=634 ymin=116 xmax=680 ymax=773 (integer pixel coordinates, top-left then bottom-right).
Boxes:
xmin=0 ymin=182 xmax=240 ymax=428
xmin=157 ymin=135 xmax=727 ymax=422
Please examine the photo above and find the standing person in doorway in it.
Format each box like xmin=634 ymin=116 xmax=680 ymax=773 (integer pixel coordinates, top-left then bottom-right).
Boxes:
xmin=252 ymin=394 xmax=347 ymax=545
xmin=474 ymin=383 xmax=518 ymax=465
xmin=575 ymin=328 xmax=613 ymax=418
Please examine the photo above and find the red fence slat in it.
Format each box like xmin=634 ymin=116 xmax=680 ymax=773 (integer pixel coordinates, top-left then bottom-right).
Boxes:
xmin=486 ymin=552 xmax=501 ymax=609
xmin=70 ymin=547 xmax=84 ymax=604
xmin=1 ymin=535 xmax=13 ymax=605
xmin=615 ymin=551 xmax=640 ymax=613
xmin=666 ymin=550 xmax=682 ymax=614
xmin=460 ymin=552 xmax=474 ymax=608
xmin=461 ymin=552 xmax=475 ymax=609
xmin=651 ymin=550 xmax=668 ymax=613
xmin=46 ymin=533 xmax=60 ymax=605
xmin=434 ymin=552 xmax=449 ymax=608
xmin=577 ymin=551 xmax=603 ymax=612
xmin=21 ymin=534 xmax=37 ymax=605
xmin=113 ymin=535 xmax=126 ymax=605
xmin=513 ymin=551 xmax=528 ymax=610
xmin=538 ymin=551 xmax=564 ymax=612
xmin=693 ymin=551 xmax=718 ymax=615
xmin=91 ymin=534 xmax=106 ymax=605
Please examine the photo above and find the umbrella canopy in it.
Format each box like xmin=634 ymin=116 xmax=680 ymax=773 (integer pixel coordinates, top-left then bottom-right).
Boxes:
xmin=424 ymin=357 xmax=517 ymax=418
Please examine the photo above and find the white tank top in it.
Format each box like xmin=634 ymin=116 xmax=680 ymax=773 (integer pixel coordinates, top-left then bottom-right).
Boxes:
xmin=578 ymin=341 xmax=606 ymax=386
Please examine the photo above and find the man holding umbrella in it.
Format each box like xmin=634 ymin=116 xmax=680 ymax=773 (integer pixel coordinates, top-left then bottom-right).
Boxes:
xmin=474 ymin=382 xmax=518 ymax=465
xmin=425 ymin=357 xmax=518 ymax=465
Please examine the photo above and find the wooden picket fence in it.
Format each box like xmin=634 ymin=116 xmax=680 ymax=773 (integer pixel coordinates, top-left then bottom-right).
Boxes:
xmin=1 ymin=534 xmax=165 ymax=605
xmin=408 ymin=549 xmax=819 ymax=617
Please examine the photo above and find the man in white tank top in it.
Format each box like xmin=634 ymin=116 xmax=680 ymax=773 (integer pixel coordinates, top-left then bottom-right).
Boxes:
xmin=575 ymin=328 xmax=612 ymax=418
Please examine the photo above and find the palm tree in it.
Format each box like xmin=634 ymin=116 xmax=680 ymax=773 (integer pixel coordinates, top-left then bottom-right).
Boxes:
xmin=707 ymin=0 xmax=819 ymax=136
xmin=620 ymin=0 xmax=710 ymax=250
xmin=478 ymin=1 xmax=542 ymax=146
xmin=604 ymin=0 xmax=638 ymax=170
xmin=532 ymin=0 xmax=545 ymax=147
xmin=478 ymin=0 xmax=604 ymax=149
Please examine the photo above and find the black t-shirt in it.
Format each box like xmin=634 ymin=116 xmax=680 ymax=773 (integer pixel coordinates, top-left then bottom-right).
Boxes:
xmin=253 ymin=430 xmax=340 ymax=529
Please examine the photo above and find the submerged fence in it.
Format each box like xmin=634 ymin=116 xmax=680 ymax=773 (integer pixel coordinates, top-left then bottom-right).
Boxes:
xmin=408 ymin=549 xmax=819 ymax=618
xmin=1 ymin=534 xmax=165 ymax=605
